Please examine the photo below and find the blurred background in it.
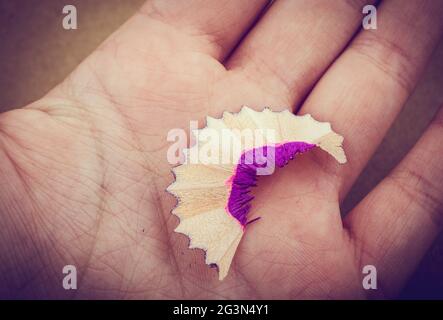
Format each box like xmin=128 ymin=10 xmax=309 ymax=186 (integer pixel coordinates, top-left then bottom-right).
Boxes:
xmin=0 ymin=0 xmax=442 ymax=298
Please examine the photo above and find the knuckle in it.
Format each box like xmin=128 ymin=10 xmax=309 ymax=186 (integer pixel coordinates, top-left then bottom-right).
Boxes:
xmin=350 ymin=32 xmax=417 ymax=92
xmin=390 ymin=166 xmax=443 ymax=228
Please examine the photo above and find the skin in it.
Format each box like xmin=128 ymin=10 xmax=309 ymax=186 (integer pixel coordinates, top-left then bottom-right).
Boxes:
xmin=0 ymin=0 xmax=443 ymax=299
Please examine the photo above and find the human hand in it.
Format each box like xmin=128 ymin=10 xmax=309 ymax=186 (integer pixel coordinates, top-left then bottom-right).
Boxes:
xmin=1 ymin=0 xmax=442 ymax=299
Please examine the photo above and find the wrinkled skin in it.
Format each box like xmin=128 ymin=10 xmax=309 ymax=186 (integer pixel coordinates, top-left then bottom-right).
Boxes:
xmin=1 ymin=0 xmax=443 ymax=299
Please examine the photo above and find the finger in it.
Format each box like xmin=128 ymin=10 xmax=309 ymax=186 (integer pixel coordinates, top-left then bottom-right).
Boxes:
xmin=298 ymin=0 xmax=443 ymax=196
xmin=226 ymin=0 xmax=376 ymax=107
xmin=138 ymin=0 xmax=271 ymax=61
xmin=345 ymin=106 xmax=443 ymax=297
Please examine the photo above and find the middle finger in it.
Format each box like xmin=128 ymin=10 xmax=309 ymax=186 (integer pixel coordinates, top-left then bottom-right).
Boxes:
xmin=226 ymin=0 xmax=375 ymax=108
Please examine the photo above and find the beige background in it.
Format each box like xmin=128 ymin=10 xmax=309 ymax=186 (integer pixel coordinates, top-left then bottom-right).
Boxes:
xmin=0 ymin=0 xmax=442 ymax=298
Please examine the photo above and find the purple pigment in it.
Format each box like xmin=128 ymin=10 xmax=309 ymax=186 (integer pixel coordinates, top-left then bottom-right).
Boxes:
xmin=226 ymin=142 xmax=315 ymax=226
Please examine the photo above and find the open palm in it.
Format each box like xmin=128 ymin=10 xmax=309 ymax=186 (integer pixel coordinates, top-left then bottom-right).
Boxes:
xmin=1 ymin=0 xmax=443 ymax=299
